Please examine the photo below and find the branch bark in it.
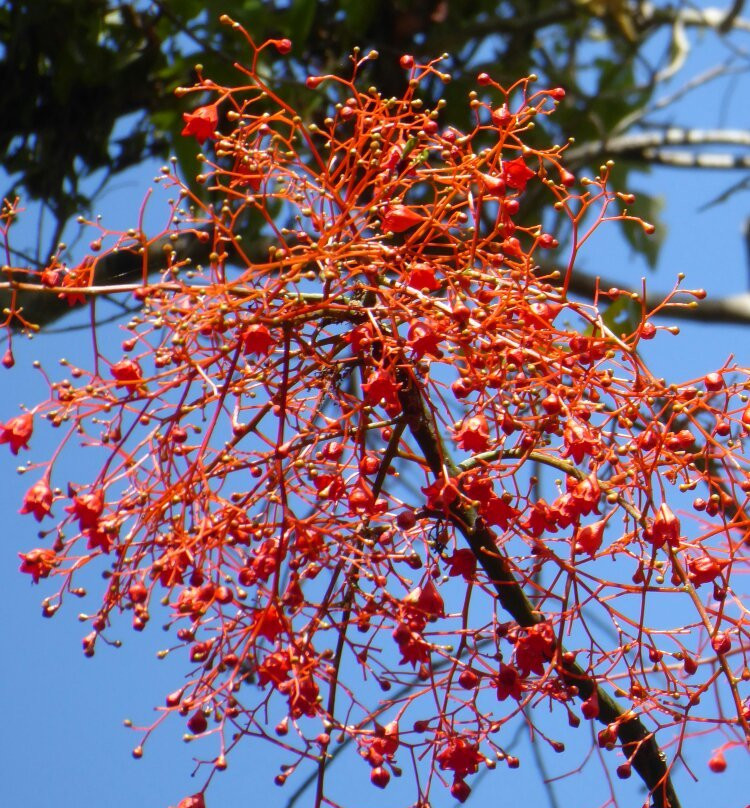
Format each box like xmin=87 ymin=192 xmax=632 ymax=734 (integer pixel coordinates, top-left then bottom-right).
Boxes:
xmin=566 ymin=269 xmax=750 ymax=325
xmin=1 ymin=230 xmax=214 ymax=332
xmin=567 ymin=128 xmax=750 ymax=170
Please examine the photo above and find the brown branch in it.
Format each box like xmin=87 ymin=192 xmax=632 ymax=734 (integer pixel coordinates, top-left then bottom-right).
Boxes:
xmin=1 ymin=230 xmax=211 ymax=332
xmin=565 ymin=269 xmax=750 ymax=325
xmin=642 ymin=3 xmax=750 ymax=34
xmin=397 ymin=372 xmax=681 ymax=808
xmin=4 ymin=224 xmax=750 ymax=337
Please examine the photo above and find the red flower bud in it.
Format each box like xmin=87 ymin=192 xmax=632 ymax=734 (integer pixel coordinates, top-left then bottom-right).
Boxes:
xmin=708 ymin=750 xmax=727 ymax=773
xmin=381 ymin=204 xmax=423 ymax=233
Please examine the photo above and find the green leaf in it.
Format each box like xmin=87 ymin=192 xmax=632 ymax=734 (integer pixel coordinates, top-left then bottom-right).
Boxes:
xmin=287 ymin=0 xmax=317 ymax=42
xmin=340 ymin=0 xmax=377 ymax=37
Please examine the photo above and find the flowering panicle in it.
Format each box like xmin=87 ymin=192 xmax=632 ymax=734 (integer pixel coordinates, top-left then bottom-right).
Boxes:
xmin=2 ymin=19 xmax=749 ymax=808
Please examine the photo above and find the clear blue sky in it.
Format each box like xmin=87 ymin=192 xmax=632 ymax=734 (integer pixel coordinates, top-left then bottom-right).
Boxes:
xmin=2 ymin=9 xmax=750 ymax=808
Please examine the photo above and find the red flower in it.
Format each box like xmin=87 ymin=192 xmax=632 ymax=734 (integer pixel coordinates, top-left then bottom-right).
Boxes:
xmin=175 ymin=794 xmax=206 ymax=808
xmin=348 ymin=481 xmax=378 ymax=514
xmin=0 ymin=413 xmax=33 ymax=454
xmin=381 ymin=204 xmax=423 ymax=233
xmin=515 ymin=622 xmax=555 ymax=677
xmin=273 ymin=38 xmax=292 ymax=55
xmin=258 ymin=649 xmax=292 ymax=687
xmin=567 ymin=473 xmax=601 ymax=517
xmin=407 ymin=263 xmax=441 ymax=291
xmin=65 ymin=489 xmax=105 ymax=530
xmin=362 ymin=369 xmax=402 ymax=414
xmin=521 ymin=500 xmax=558 ymax=537
xmin=376 ymin=719 xmax=400 ymax=755
xmin=502 ymin=157 xmax=535 ymax=191
xmin=446 ymin=548 xmax=477 ymax=581
xmin=86 ymin=526 xmax=114 ymax=554
xmin=436 ymin=736 xmax=482 ymax=779
xmin=111 ymin=359 xmax=143 ymax=389
xmin=282 ymin=577 xmax=304 ymax=611
xmin=708 ymin=750 xmax=727 ymax=774
xmin=495 ymin=663 xmax=523 ymax=700
xmin=230 ymin=160 xmax=264 ymax=191
xmin=20 ymin=478 xmax=53 ymax=522
xmin=152 ymin=549 xmax=190 ymax=587
xmin=345 ymin=323 xmax=375 ymax=353
xmin=491 ymin=104 xmax=514 ymax=128
xmin=407 ymin=321 xmax=443 ymax=358
xmin=19 ymin=548 xmax=59 ymax=583
xmin=314 ymin=473 xmax=346 ymax=501
xmin=362 ymin=719 xmax=400 ymax=771
xmin=649 ymin=503 xmax=681 ymax=549
xmin=40 ymin=262 xmax=61 ymax=287
xmin=562 ymin=419 xmax=600 ymax=464
xmin=245 ymin=538 xmax=282 ymax=582
xmin=58 ymin=257 xmax=96 ymax=306
xmin=278 ymin=671 xmax=320 ymax=718
xmin=421 ymin=478 xmax=460 ymax=510
xmin=574 ymin=519 xmax=606 ymax=556
xmin=454 ymin=414 xmax=490 ymax=452
xmin=392 ymin=623 xmax=431 ymax=667
xmin=403 ymin=579 xmax=445 ymax=617
xmin=181 ymin=105 xmax=219 ymax=144
xmin=292 ymin=528 xmax=325 ymax=562
xmin=687 ymin=555 xmax=728 ymax=586
xmin=477 ymin=172 xmax=506 ymax=197
xmin=253 ymin=603 xmax=285 ymax=642
xmin=481 ymin=495 xmax=518 ymax=530
xmin=241 ymin=324 xmax=274 ymax=356
xmin=451 ymin=779 xmax=472 ymax=804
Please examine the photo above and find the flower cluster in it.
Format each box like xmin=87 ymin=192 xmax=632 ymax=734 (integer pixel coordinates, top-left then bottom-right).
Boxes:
xmin=3 ymin=20 xmax=749 ymax=808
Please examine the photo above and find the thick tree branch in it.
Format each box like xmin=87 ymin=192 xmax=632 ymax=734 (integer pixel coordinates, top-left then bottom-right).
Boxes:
xmin=397 ymin=372 xmax=681 ymax=808
xmin=6 ymin=229 xmax=750 ymax=335
xmin=642 ymin=2 xmax=750 ymax=33
xmin=566 ymin=270 xmax=750 ymax=325
xmin=567 ymin=127 xmax=750 ymax=170
xmin=1 ymin=230 xmax=212 ymax=332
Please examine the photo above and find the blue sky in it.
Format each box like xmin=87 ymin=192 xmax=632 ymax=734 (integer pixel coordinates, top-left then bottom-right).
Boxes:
xmin=2 ymin=8 xmax=750 ymax=808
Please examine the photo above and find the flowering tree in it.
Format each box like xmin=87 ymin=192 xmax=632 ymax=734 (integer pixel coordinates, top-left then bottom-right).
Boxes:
xmin=2 ymin=19 xmax=749 ymax=808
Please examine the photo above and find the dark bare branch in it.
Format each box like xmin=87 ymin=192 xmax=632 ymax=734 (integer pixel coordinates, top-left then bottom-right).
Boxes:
xmin=398 ymin=371 xmax=681 ymax=808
